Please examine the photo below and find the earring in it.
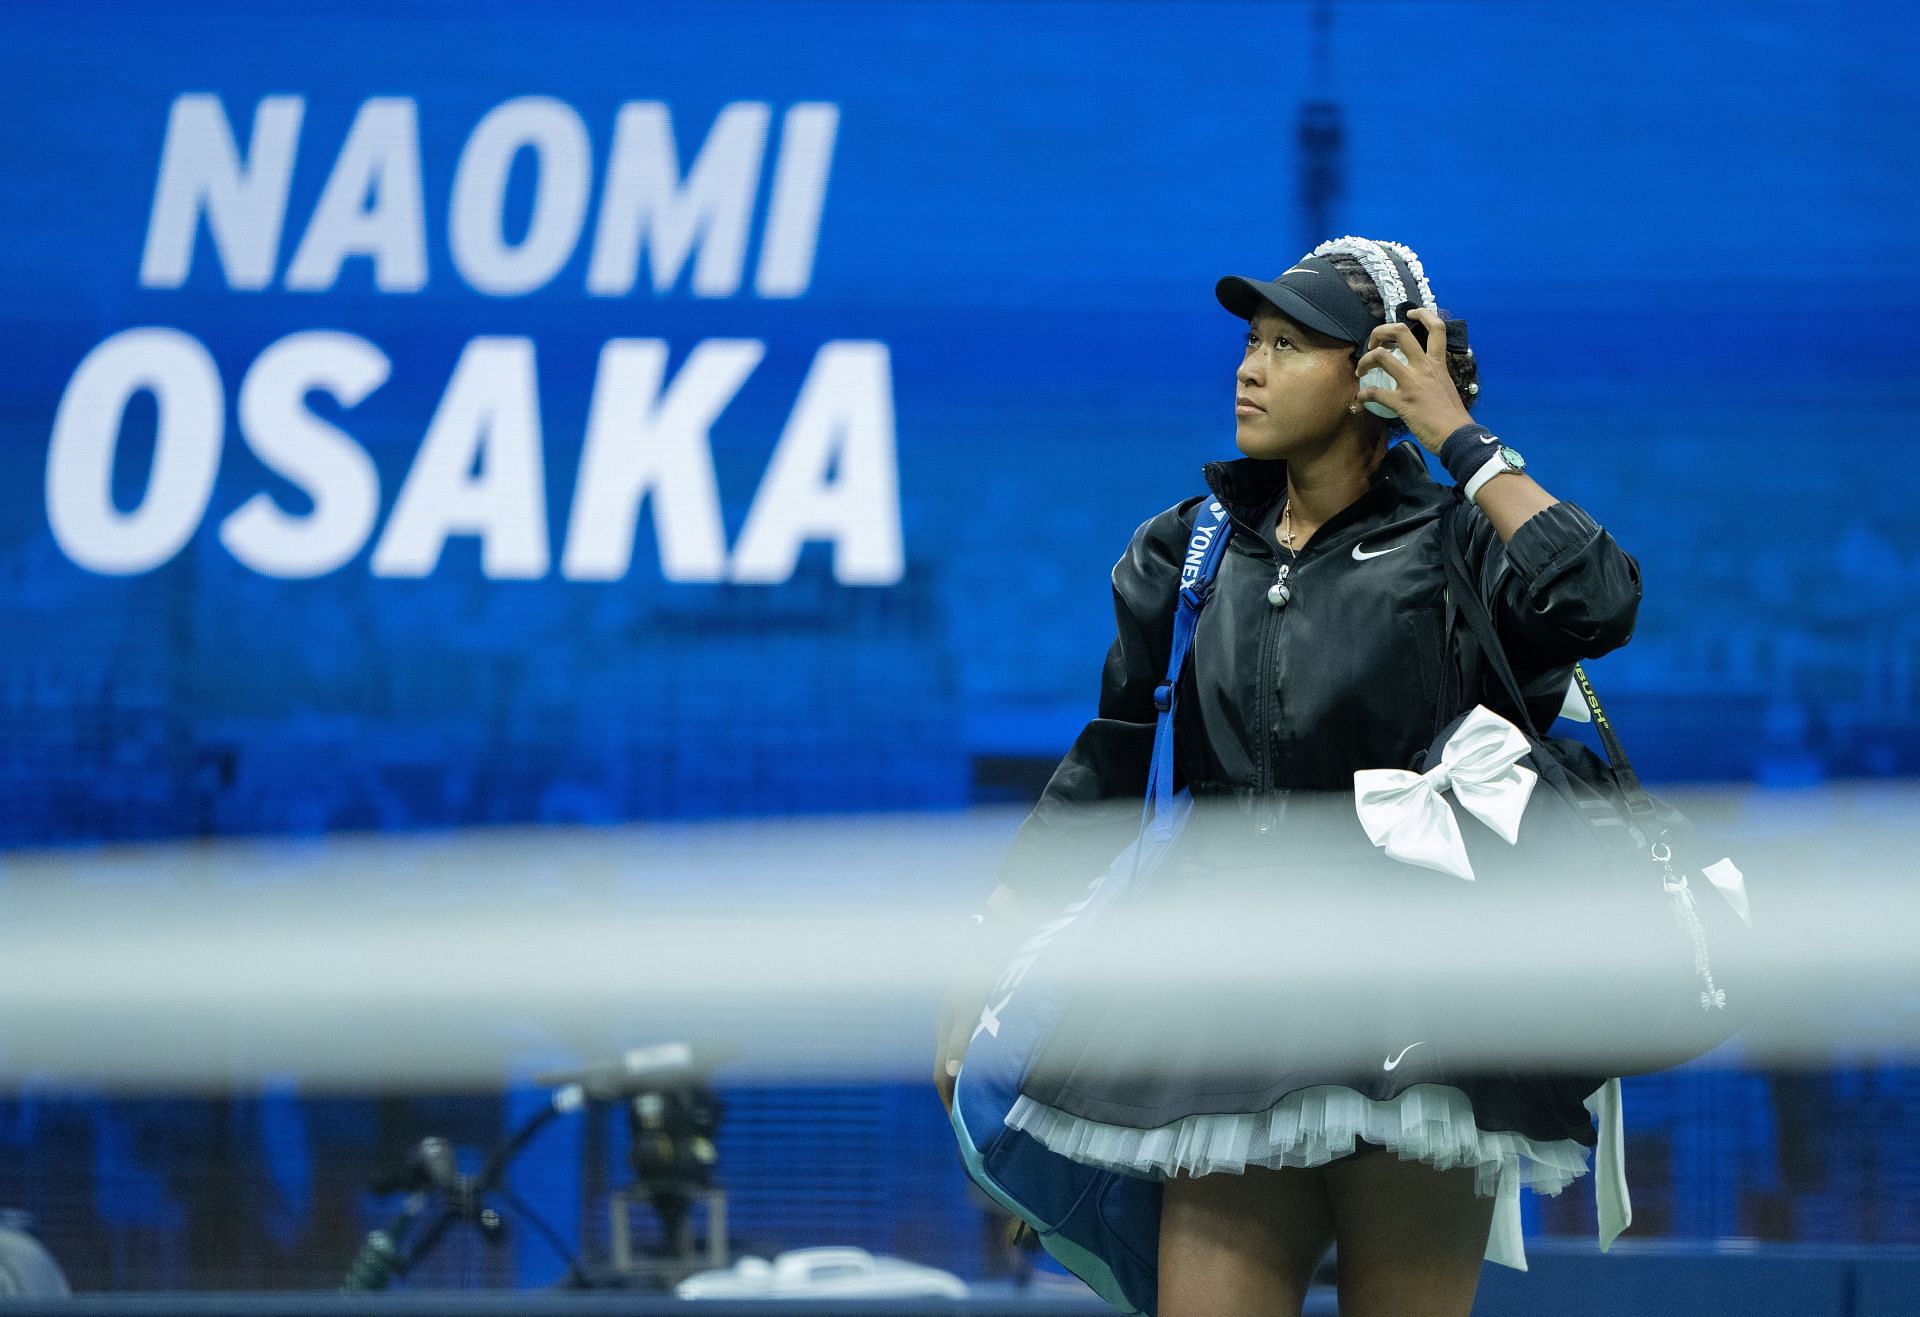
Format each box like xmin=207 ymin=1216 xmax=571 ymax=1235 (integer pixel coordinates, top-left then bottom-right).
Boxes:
xmin=1348 ymin=403 xmax=1360 ymax=414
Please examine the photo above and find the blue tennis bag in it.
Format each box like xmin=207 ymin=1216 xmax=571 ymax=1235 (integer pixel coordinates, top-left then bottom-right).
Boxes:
xmin=949 ymin=499 xmax=1231 ymax=1316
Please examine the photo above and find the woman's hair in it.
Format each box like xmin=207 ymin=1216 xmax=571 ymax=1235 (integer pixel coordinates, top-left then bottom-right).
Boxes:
xmin=1321 ymin=248 xmax=1481 ymax=440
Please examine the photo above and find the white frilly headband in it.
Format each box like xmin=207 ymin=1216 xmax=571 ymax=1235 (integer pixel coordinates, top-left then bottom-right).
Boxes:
xmin=1310 ymin=236 xmax=1438 ymax=322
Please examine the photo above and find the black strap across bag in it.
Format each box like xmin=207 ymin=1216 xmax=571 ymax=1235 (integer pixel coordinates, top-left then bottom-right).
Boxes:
xmin=1373 ymin=499 xmax=1758 ymax=1078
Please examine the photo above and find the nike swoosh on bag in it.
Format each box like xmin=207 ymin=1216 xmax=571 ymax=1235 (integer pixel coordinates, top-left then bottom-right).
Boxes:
xmin=1351 ymin=541 xmax=1408 ymax=561
xmin=1382 ymin=1041 xmax=1425 ymax=1071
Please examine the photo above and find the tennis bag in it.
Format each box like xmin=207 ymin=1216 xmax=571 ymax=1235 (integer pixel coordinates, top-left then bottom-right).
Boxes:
xmin=948 ymin=497 xmax=1230 ymax=1317
xmin=1377 ymin=498 xmax=1758 ymax=1077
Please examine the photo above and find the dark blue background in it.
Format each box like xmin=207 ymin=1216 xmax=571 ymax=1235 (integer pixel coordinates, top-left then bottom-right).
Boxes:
xmin=0 ymin=0 xmax=1914 ymax=1293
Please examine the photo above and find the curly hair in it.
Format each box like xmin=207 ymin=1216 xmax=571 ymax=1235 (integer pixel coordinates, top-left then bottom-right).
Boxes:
xmin=1322 ymin=249 xmax=1481 ymax=440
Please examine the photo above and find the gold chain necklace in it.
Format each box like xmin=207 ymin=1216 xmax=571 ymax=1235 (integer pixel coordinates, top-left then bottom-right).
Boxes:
xmin=1280 ymin=497 xmax=1298 ymax=551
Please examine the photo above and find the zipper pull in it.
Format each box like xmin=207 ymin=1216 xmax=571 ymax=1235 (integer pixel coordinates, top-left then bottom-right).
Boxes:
xmin=1267 ymin=563 xmax=1292 ymax=608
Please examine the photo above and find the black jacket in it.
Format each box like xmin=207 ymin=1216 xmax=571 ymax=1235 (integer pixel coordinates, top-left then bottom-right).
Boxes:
xmin=995 ymin=439 xmax=1644 ymax=908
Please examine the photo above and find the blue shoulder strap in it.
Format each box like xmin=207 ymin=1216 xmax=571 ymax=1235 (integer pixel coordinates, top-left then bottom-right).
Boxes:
xmin=1143 ymin=499 xmax=1233 ymax=839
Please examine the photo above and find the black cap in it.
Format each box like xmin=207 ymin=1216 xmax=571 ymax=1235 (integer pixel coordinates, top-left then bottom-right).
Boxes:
xmin=1215 ymin=255 xmax=1383 ymax=346
xmin=1218 ymin=246 xmax=1474 ymax=360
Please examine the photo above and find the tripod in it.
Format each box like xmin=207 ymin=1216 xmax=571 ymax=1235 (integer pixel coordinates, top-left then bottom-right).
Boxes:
xmin=341 ymin=1090 xmax=588 ymax=1292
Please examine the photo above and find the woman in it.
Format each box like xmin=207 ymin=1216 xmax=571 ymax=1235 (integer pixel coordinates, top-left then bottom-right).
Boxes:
xmin=936 ymin=236 xmax=1642 ymax=1316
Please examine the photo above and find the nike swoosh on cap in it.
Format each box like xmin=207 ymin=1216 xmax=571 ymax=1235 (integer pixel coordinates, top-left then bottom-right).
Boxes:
xmin=1282 ymin=265 xmax=1319 ymax=277
xmin=1351 ymin=541 xmax=1408 ymax=561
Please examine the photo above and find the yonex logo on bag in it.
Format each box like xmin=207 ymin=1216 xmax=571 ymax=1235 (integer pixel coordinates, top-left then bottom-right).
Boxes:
xmin=1181 ymin=519 xmax=1219 ymax=588
xmin=971 ymin=877 xmax=1102 ymax=1044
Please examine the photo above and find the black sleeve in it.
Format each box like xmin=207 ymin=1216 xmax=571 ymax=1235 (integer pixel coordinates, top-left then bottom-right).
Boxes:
xmin=1458 ymin=498 xmax=1643 ymax=725
xmin=989 ymin=497 xmax=1203 ymax=914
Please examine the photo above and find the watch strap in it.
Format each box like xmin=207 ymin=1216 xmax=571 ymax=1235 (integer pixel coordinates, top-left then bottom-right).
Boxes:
xmin=1463 ymin=448 xmax=1518 ymax=504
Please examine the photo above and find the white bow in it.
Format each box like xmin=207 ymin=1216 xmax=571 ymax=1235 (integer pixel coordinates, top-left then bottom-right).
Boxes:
xmin=1353 ymin=705 xmax=1538 ymax=881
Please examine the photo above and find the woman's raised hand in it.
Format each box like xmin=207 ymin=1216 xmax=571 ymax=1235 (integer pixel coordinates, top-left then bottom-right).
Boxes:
xmin=1354 ymin=307 xmax=1475 ymax=454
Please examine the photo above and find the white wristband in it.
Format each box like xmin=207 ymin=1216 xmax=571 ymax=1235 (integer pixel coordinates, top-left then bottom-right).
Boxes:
xmin=1463 ymin=451 xmax=1514 ymax=505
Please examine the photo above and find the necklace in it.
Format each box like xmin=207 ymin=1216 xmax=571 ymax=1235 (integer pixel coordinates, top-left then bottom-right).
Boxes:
xmin=1270 ymin=497 xmax=1297 ymax=608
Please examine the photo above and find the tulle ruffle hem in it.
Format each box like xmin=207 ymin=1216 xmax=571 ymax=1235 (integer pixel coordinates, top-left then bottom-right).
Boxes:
xmin=1005 ymin=1081 xmax=1593 ymax=1200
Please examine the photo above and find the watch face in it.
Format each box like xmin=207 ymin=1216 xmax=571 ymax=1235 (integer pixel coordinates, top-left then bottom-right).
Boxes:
xmin=1500 ymin=447 xmax=1526 ymax=471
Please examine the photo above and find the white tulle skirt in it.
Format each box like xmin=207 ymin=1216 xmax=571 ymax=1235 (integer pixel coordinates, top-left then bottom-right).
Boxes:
xmin=1005 ymin=1081 xmax=1594 ymax=1201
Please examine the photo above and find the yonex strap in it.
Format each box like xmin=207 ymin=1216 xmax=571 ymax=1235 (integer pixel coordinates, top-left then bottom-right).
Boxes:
xmin=1144 ymin=499 xmax=1234 ymax=840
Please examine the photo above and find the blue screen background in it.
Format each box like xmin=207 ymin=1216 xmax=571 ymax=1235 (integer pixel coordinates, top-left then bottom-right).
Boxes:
xmin=0 ymin=0 xmax=1914 ymax=1291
